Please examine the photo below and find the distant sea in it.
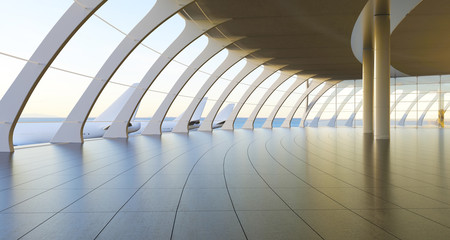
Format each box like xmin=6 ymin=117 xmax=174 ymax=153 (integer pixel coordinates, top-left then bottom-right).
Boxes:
xmin=19 ymin=117 xmax=443 ymax=128
xmin=17 ymin=117 xmax=300 ymax=128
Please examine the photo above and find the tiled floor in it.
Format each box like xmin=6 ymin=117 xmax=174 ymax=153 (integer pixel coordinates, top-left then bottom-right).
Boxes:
xmin=0 ymin=128 xmax=449 ymax=239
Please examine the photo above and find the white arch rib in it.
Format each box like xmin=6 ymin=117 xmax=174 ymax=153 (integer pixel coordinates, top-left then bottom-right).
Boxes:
xmin=241 ymin=70 xmax=300 ymax=129
xmin=171 ymin=48 xmax=257 ymax=133
xmin=103 ymin=19 xmax=224 ymax=138
xmin=0 ymin=0 xmax=106 ymax=152
xmin=398 ymin=93 xmax=426 ymax=126
xmin=418 ymin=95 xmax=439 ymax=126
xmin=52 ymin=0 xmax=194 ymax=143
xmin=221 ymin=65 xmax=287 ymax=130
xmin=327 ymin=88 xmax=355 ymax=127
xmin=261 ymin=74 xmax=314 ymax=129
xmin=198 ymin=58 xmax=272 ymax=132
xmin=142 ymin=36 xmax=242 ymax=135
xmin=280 ymin=79 xmax=326 ymax=128
xmin=300 ymin=81 xmax=341 ymax=127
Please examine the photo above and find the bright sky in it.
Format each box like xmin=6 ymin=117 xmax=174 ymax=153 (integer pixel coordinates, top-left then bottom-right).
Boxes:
xmin=1 ymin=0 xmax=448 ymax=128
xmin=0 ymin=0 xmax=308 ymax=120
xmin=0 ymin=0 xmax=377 ymax=124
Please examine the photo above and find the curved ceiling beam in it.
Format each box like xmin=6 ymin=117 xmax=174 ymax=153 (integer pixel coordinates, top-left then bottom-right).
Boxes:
xmin=198 ymin=58 xmax=272 ymax=132
xmin=391 ymin=91 xmax=410 ymax=113
xmin=280 ymin=79 xmax=327 ymax=128
xmin=261 ymin=74 xmax=313 ymax=129
xmin=351 ymin=0 xmax=422 ymax=77
xmin=51 ymin=0 xmax=194 ymax=143
xmin=171 ymin=48 xmax=257 ymax=133
xmin=241 ymin=70 xmax=300 ymax=129
xmin=398 ymin=92 xmax=426 ymax=126
xmin=221 ymin=65 xmax=287 ymax=130
xmin=0 ymin=0 xmax=106 ymax=152
xmin=327 ymin=88 xmax=355 ymax=127
xmin=142 ymin=36 xmax=242 ymax=135
xmin=418 ymin=95 xmax=438 ymax=126
xmin=345 ymin=99 xmax=363 ymax=127
xmin=300 ymin=80 xmax=341 ymax=127
xmin=102 ymin=20 xmax=224 ymax=138
xmin=309 ymin=86 xmax=349 ymax=128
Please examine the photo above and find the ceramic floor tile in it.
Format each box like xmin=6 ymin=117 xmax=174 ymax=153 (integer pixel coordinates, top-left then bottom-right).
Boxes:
xmin=229 ymin=188 xmax=289 ymax=210
xmin=21 ymin=212 xmax=114 ymax=240
xmin=172 ymin=211 xmax=246 ymax=240
xmin=179 ymin=188 xmax=232 ymax=211
xmin=296 ymin=209 xmax=398 ymax=240
xmin=237 ymin=210 xmax=322 ymax=240
xmin=121 ymin=188 xmax=182 ymax=212
xmin=96 ymin=211 xmax=175 ymax=240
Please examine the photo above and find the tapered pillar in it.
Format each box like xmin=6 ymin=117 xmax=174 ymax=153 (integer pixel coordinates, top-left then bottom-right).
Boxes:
xmin=362 ymin=1 xmax=374 ymax=134
xmin=374 ymin=0 xmax=390 ymax=139
xmin=363 ymin=49 xmax=374 ymax=133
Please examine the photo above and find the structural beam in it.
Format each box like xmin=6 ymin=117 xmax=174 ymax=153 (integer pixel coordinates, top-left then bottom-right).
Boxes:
xmin=363 ymin=1 xmax=374 ymax=134
xmin=300 ymin=81 xmax=341 ymax=127
xmin=102 ymin=20 xmax=223 ymax=138
xmin=261 ymin=74 xmax=313 ymax=129
xmin=198 ymin=58 xmax=271 ymax=132
xmin=328 ymin=88 xmax=355 ymax=127
xmin=171 ymin=49 xmax=257 ymax=133
xmin=280 ymin=79 xmax=325 ymax=128
xmin=418 ymin=95 xmax=438 ymax=126
xmin=0 ymin=0 xmax=106 ymax=152
xmin=345 ymin=100 xmax=363 ymax=127
xmin=142 ymin=37 xmax=241 ymax=135
xmin=52 ymin=0 xmax=193 ymax=143
xmin=374 ymin=0 xmax=391 ymax=139
xmin=241 ymin=70 xmax=299 ymax=129
xmin=221 ymin=65 xmax=286 ymax=130
xmin=398 ymin=93 xmax=425 ymax=126
xmin=391 ymin=91 xmax=409 ymax=113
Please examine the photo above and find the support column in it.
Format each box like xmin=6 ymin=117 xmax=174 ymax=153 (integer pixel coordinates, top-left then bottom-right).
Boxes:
xmin=374 ymin=0 xmax=391 ymax=139
xmin=363 ymin=50 xmax=374 ymax=133
xmin=363 ymin=1 xmax=374 ymax=134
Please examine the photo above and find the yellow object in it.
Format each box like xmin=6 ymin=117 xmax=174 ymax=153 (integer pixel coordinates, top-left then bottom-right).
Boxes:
xmin=438 ymin=109 xmax=445 ymax=128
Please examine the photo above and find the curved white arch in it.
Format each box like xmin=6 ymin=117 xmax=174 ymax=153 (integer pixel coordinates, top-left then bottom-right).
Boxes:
xmin=327 ymin=88 xmax=355 ymax=127
xmin=171 ymin=48 xmax=257 ymax=133
xmin=221 ymin=65 xmax=287 ymax=130
xmin=398 ymin=92 xmax=426 ymax=126
xmin=102 ymin=20 xmax=224 ymax=138
xmin=198 ymin=58 xmax=272 ymax=132
xmin=52 ymin=0 xmax=194 ymax=143
xmin=241 ymin=70 xmax=299 ymax=129
xmin=418 ymin=95 xmax=438 ymax=126
xmin=142 ymin=36 xmax=242 ymax=135
xmin=300 ymin=81 xmax=340 ymax=127
xmin=0 ymin=0 xmax=106 ymax=152
xmin=280 ymin=79 xmax=326 ymax=128
xmin=261 ymin=74 xmax=313 ymax=128
xmin=345 ymin=99 xmax=363 ymax=127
